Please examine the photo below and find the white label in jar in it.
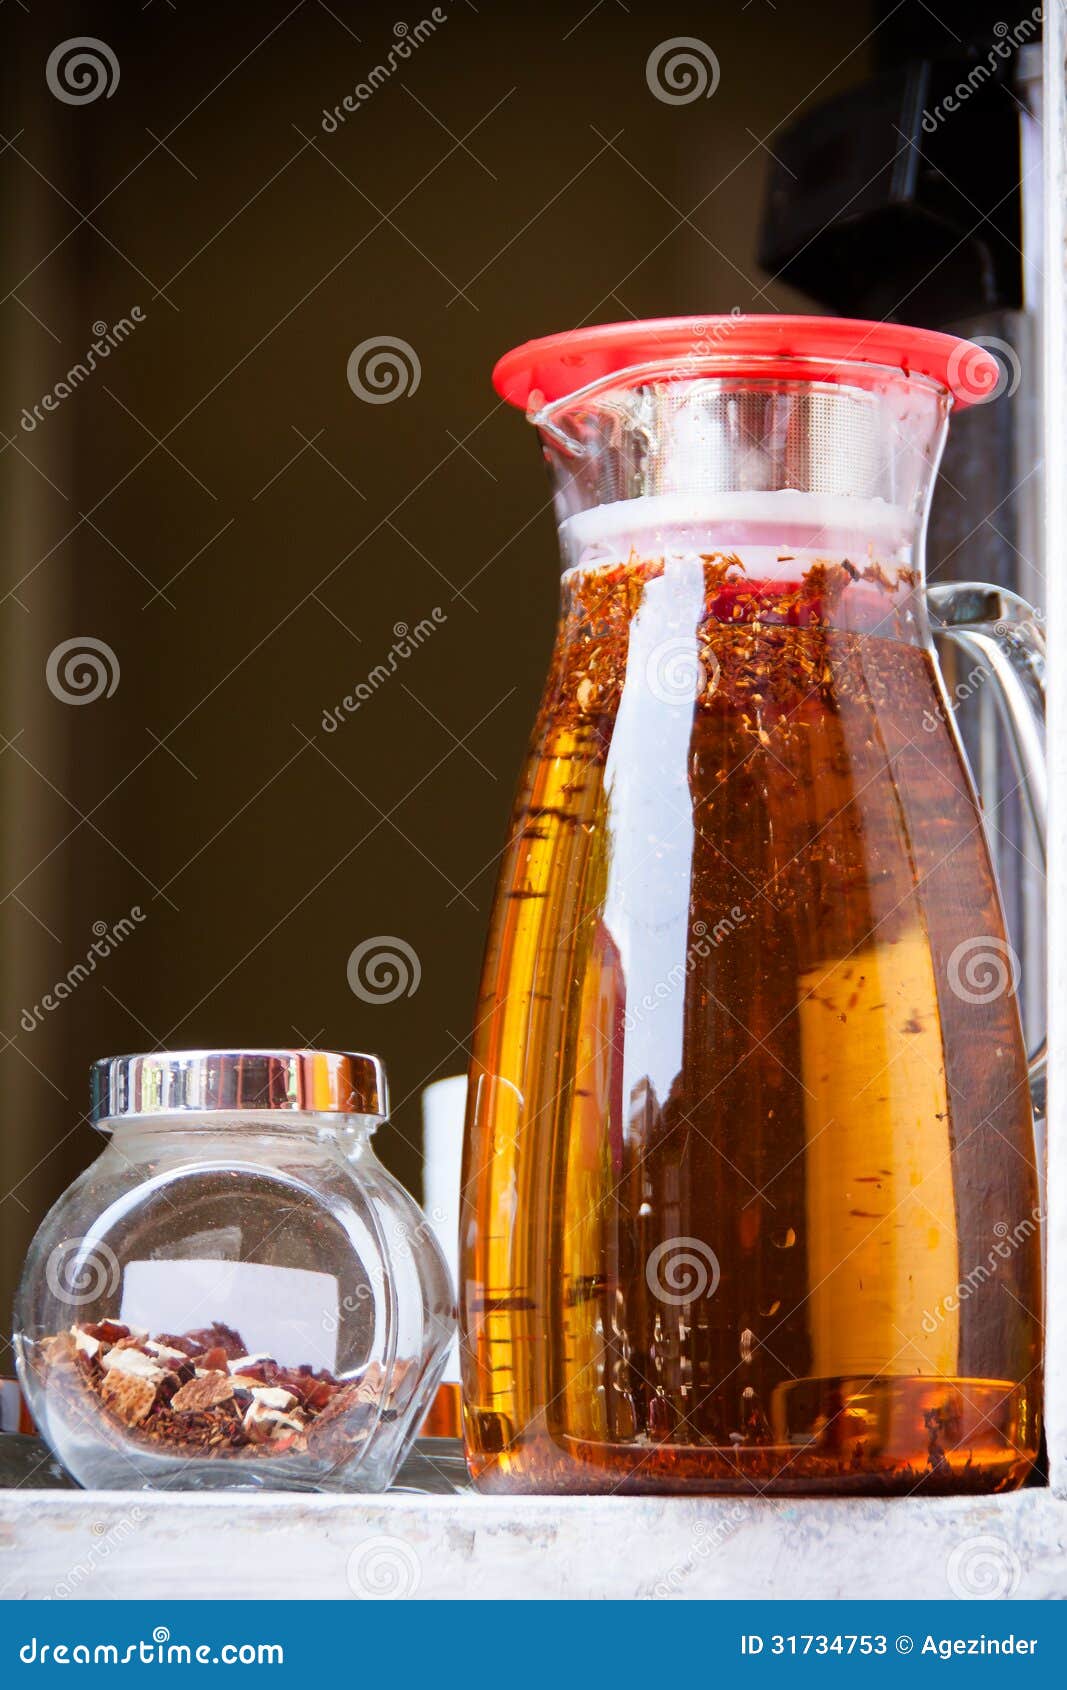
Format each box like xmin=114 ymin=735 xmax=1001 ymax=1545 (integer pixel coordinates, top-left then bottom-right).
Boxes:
xmin=119 ymin=1259 xmax=339 ymax=1372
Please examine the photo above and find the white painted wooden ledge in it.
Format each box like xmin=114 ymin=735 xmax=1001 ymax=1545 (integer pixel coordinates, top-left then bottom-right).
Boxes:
xmin=0 ymin=1489 xmax=1065 ymax=1601
xmin=0 ymin=1493 xmax=1061 ymax=1595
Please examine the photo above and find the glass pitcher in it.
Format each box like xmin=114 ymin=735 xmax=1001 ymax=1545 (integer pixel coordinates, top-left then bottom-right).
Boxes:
xmin=461 ymin=316 xmax=1045 ymax=1496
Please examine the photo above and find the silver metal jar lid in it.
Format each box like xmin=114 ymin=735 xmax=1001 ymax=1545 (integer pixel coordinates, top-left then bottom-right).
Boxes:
xmin=90 ymin=1049 xmax=388 ymax=1127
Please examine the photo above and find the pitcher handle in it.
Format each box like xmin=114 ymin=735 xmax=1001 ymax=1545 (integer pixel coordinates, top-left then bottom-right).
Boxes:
xmin=926 ymin=581 xmax=1046 ymax=1113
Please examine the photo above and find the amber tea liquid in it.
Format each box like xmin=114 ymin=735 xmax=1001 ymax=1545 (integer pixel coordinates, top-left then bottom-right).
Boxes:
xmin=462 ymin=545 xmax=1042 ymax=1494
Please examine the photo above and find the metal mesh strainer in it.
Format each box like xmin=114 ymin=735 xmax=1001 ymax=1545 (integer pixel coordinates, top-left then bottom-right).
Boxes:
xmin=642 ymin=384 xmax=883 ymax=499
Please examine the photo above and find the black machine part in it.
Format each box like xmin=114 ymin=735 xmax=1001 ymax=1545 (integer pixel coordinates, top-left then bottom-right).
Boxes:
xmin=758 ymin=33 xmax=1032 ymax=321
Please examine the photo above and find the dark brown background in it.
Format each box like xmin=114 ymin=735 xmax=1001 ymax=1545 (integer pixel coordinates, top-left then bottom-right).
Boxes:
xmin=0 ymin=0 xmax=1000 ymax=1334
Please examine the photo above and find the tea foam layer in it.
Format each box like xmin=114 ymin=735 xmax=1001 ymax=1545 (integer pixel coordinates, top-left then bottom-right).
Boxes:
xmin=560 ymin=491 xmax=914 ymax=573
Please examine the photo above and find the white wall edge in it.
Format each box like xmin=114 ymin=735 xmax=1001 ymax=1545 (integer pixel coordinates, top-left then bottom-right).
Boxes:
xmin=1042 ymin=0 xmax=1067 ymax=1496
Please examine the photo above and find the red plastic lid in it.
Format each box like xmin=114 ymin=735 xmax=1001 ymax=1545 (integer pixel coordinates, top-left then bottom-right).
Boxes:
xmin=492 ymin=314 xmax=1001 ymax=411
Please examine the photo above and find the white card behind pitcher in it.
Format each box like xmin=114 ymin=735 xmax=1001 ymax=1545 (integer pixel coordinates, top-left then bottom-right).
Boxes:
xmin=119 ymin=1258 xmax=339 ymax=1373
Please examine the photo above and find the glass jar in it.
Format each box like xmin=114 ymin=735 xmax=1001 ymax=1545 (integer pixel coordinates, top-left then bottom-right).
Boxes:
xmin=15 ymin=1049 xmax=453 ymax=1492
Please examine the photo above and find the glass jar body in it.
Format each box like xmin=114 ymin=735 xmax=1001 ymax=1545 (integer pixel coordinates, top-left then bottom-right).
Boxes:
xmin=15 ymin=1114 xmax=453 ymax=1492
